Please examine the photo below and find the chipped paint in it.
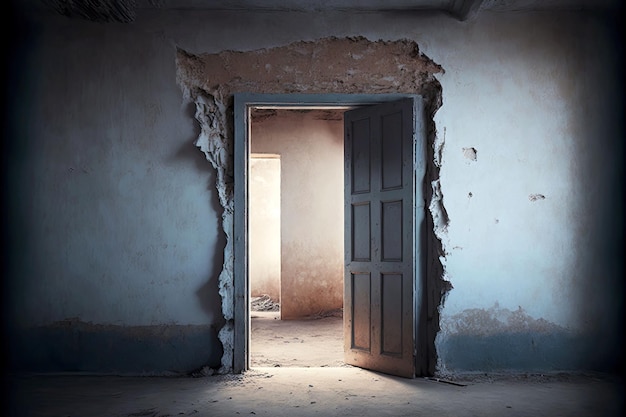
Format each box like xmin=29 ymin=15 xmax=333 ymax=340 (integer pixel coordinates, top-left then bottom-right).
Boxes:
xmin=462 ymin=147 xmax=477 ymax=161
xmin=441 ymin=303 xmax=563 ymax=336
xmin=435 ymin=303 xmax=598 ymax=374
xmin=429 ymin=179 xmax=449 ymax=237
xmin=176 ymin=36 xmax=448 ymax=374
xmin=529 ymin=193 xmax=546 ymax=201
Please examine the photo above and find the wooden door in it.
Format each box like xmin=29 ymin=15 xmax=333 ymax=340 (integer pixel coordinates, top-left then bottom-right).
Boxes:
xmin=344 ymin=98 xmax=423 ymax=378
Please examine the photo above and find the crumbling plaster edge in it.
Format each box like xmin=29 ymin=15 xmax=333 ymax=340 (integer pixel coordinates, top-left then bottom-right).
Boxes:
xmin=184 ymin=88 xmax=236 ymax=374
xmin=175 ymin=38 xmax=453 ymax=375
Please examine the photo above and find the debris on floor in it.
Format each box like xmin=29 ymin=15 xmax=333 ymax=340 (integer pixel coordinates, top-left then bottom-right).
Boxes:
xmin=251 ymin=294 xmax=280 ymax=311
xmin=426 ymin=377 xmax=467 ymax=386
xmin=190 ymin=365 xmax=216 ymax=378
xmin=307 ymin=308 xmax=343 ymax=319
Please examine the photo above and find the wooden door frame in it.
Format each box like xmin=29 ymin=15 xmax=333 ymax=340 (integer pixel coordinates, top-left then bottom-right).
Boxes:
xmin=233 ymin=93 xmax=424 ymax=373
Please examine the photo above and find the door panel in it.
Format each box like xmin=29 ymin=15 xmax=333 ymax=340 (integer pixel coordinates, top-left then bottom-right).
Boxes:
xmin=351 ymin=273 xmax=372 ymax=351
xmin=352 ymin=203 xmax=371 ymax=261
xmin=344 ymin=98 xmax=419 ymax=378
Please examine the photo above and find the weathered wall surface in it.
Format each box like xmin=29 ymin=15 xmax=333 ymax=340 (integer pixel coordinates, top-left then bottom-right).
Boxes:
xmin=5 ymin=8 xmax=230 ymax=374
xmin=176 ymin=35 xmax=443 ymax=373
xmin=251 ymin=110 xmax=345 ymax=319
xmin=5 ymin=6 xmax=623 ymax=375
xmin=427 ymin=13 xmax=624 ymax=375
xmin=249 ymin=156 xmax=281 ymax=302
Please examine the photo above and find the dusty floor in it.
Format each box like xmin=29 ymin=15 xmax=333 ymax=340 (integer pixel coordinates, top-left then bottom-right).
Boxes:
xmin=7 ymin=315 xmax=625 ymax=416
xmin=250 ymin=310 xmax=345 ymax=368
xmin=8 ymin=368 xmax=624 ymax=417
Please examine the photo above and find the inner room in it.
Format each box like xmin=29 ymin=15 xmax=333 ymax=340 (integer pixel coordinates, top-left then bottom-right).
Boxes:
xmin=248 ymin=108 xmax=346 ymax=368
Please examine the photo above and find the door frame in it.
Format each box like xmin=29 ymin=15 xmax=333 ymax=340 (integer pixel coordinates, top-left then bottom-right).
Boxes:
xmin=233 ymin=93 xmax=424 ymax=373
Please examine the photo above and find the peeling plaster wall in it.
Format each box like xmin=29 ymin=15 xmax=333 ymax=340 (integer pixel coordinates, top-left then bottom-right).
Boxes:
xmin=427 ymin=13 xmax=624 ymax=375
xmin=177 ymin=36 xmax=448 ymax=373
xmin=176 ymin=36 xmax=444 ymax=373
xmin=5 ymin=6 xmax=623 ymax=375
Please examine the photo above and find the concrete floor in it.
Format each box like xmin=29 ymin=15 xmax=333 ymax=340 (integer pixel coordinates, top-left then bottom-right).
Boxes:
xmin=250 ymin=311 xmax=345 ymax=367
xmin=7 ymin=368 xmax=624 ymax=417
xmin=7 ymin=316 xmax=624 ymax=416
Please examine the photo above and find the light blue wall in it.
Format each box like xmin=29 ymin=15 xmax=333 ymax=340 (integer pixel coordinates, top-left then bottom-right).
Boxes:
xmin=427 ymin=13 xmax=624 ymax=373
xmin=5 ymin=6 xmax=623 ymax=374
xmin=6 ymin=10 xmax=226 ymax=373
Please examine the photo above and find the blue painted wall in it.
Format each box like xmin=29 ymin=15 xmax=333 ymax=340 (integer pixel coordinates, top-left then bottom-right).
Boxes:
xmin=3 ymin=4 xmax=623 ymax=374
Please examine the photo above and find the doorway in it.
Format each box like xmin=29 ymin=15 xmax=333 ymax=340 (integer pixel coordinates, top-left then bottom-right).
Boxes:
xmin=233 ymin=93 xmax=426 ymax=375
xmin=248 ymin=109 xmax=346 ymax=367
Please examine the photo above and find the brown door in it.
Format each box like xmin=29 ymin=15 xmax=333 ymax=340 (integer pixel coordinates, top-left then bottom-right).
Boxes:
xmin=344 ymin=98 xmax=423 ymax=378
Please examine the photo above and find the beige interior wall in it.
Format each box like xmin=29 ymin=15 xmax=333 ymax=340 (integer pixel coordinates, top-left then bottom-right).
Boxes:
xmin=251 ymin=110 xmax=344 ymax=319
xmin=249 ymin=156 xmax=281 ymax=302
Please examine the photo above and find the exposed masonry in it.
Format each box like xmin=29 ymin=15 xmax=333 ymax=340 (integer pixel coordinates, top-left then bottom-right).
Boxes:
xmin=176 ymin=36 xmax=452 ymax=375
xmin=440 ymin=302 xmax=564 ymax=336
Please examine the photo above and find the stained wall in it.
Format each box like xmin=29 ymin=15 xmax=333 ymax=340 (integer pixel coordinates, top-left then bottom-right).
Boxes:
xmin=4 ymin=5 xmax=623 ymax=375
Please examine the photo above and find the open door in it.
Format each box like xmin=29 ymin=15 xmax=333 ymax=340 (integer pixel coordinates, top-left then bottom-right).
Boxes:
xmin=344 ymin=98 xmax=423 ymax=378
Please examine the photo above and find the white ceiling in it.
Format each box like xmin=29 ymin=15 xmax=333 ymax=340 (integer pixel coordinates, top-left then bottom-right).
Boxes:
xmin=21 ymin=0 xmax=624 ymax=22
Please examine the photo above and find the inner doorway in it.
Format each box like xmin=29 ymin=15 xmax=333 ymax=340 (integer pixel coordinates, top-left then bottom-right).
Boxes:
xmin=248 ymin=109 xmax=346 ymax=367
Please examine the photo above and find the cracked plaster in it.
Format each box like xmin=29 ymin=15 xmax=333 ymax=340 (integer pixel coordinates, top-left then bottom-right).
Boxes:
xmin=176 ymin=36 xmax=450 ymax=374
